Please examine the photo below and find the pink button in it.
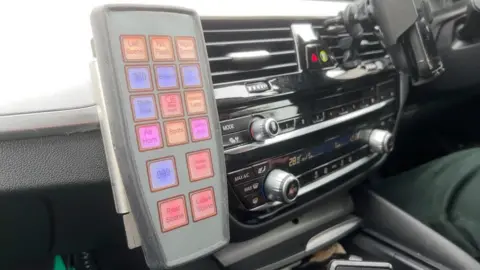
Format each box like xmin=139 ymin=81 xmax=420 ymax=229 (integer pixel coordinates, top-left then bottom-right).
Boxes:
xmin=189 ymin=187 xmax=217 ymax=222
xmin=186 ymin=149 xmax=214 ymax=182
xmin=158 ymin=196 xmax=189 ymax=232
xmin=189 ymin=117 xmax=211 ymax=142
xmin=135 ymin=123 xmax=163 ymax=151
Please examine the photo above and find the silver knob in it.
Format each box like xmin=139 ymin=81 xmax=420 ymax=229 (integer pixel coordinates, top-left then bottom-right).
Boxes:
xmin=358 ymin=129 xmax=394 ymax=154
xmin=264 ymin=169 xmax=300 ymax=203
xmin=250 ymin=117 xmax=280 ymax=141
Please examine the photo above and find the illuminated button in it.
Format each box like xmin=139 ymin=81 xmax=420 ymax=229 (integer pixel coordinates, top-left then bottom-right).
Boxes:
xmin=135 ymin=123 xmax=163 ymax=151
xmin=154 ymin=65 xmax=179 ymax=90
xmin=158 ymin=196 xmax=189 ymax=232
xmin=189 ymin=117 xmax=211 ymax=142
xmin=159 ymin=93 xmax=184 ymax=118
xmin=164 ymin=120 xmax=189 ymax=146
xmin=187 ymin=149 xmax=214 ymax=182
xmin=120 ymin=35 xmax=148 ymax=62
xmin=149 ymin=36 xmax=174 ymax=61
xmin=180 ymin=64 xmax=202 ymax=88
xmin=125 ymin=66 xmax=153 ymax=91
xmin=189 ymin=187 xmax=217 ymax=222
xmin=175 ymin=37 xmax=198 ymax=61
xmin=130 ymin=95 xmax=157 ymax=122
xmin=184 ymin=90 xmax=207 ymax=115
xmin=319 ymin=50 xmax=329 ymax=63
xmin=147 ymin=157 xmax=178 ymax=192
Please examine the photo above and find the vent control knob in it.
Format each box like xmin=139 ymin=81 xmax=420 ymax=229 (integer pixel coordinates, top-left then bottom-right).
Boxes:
xmin=250 ymin=117 xmax=280 ymax=141
xmin=264 ymin=169 xmax=300 ymax=203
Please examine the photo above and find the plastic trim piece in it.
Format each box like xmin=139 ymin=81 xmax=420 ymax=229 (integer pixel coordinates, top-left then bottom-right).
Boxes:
xmin=214 ymin=195 xmax=354 ymax=266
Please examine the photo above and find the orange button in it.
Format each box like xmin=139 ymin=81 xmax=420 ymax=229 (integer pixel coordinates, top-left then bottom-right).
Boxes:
xmin=159 ymin=93 xmax=184 ymax=118
xmin=184 ymin=90 xmax=207 ymax=115
xmin=189 ymin=187 xmax=217 ymax=222
xmin=158 ymin=196 xmax=189 ymax=232
xmin=187 ymin=149 xmax=214 ymax=182
xmin=120 ymin=35 xmax=148 ymax=62
xmin=175 ymin=37 xmax=198 ymax=61
xmin=150 ymin=36 xmax=175 ymax=62
xmin=164 ymin=120 xmax=189 ymax=146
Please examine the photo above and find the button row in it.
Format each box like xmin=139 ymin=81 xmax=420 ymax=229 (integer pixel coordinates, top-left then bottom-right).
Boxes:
xmin=131 ymin=91 xmax=207 ymax=122
xmin=121 ymin=35 xmax=197 ymax=62
xmin=125 ymin=64 xmax=203 ymax=92
xmin=157 ymin=187 xmax=217 ymax=232
xmin=135 ymin=117 xmax=211 ymax=151
xmin=148 ymin=149 xmax=214 ymax=192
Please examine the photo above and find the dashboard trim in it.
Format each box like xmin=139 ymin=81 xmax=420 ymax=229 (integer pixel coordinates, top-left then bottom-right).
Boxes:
xmin=225 ymin=99 xmax=394 ymax=155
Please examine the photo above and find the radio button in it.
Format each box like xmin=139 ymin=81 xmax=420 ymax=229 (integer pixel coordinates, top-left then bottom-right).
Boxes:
xmin=223 ymin=130 xmax=250 ymax=148
xmin=278 ymin=119 xmax=294 ymax=133
xmin=313 ymin=112 xmax=325 ymax=123
xmin=252 ymin=162 xmax=270 ymax=177
xmin=235 ymin=179 xmax=262 ymax=197
xmin=220 ymin=116 xmax=251 ymax=135
xmin=242 ymin=193 xmax=266 ymax=209
xmin=228 ymin=167 xmax=255 ymax=185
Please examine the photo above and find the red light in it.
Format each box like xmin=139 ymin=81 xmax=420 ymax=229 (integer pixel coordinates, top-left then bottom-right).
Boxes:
xmin=311 ymin=53 xmax=319 ymax=63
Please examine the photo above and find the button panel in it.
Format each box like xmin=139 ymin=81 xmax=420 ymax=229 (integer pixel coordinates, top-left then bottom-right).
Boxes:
xmin=158 ymin=196 xmax=189 ymax=232
xmin=147 ymin=157 xmax=179 ymax=192
xmin=187 ymin=149 xmax=214 ymax=182
xmin=135 ymin=123 xmax=163 ymax=151
xmin=189 ymin=187 xmax=217 ymax=222
xmin=125 ymin=66 xmax=153 ymax=91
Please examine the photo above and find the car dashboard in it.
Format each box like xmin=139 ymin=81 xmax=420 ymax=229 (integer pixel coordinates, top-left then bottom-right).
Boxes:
xmin=0 ymin=0 xmax=463 ymax=268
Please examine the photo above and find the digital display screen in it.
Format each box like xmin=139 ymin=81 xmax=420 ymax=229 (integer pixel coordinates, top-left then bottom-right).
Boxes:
xmin=181 ymin=65 xmax=202 ymax=87
xmin=271 ymin=134 xmax=355 ymax=169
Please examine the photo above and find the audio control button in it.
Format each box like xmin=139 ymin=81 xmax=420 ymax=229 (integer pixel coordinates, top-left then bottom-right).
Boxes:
xmin=278 ymin=119 xmax=294 ymax=133
xmin=251 ymin=118 xmax=280 ymax=141
xmin=220 ymin=116 xmax=251 ymax=135
xmin=228 ymin=167 xmax=255 ymax=185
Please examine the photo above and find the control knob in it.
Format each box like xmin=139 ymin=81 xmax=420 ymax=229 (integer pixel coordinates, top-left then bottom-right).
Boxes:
xmin=250 ymin=117 xmax=280 ymax=141
xmin=264 ymin=169 xmax=300 ymax=203
xmin=358 ymin=129 xmax=394 ymax=154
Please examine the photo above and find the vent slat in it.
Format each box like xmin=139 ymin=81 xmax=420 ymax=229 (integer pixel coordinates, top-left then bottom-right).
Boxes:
xmin=206 ymin=37 xmax=294 ymax=46
xmin=202 ymin=19 xmax=299 ymax=86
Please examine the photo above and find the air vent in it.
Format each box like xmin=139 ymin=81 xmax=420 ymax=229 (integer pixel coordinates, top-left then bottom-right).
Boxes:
xmin=312 ymin=21 xmax=386 ymax=62
xmin=201 ymin=20 xmax=299 ymax=87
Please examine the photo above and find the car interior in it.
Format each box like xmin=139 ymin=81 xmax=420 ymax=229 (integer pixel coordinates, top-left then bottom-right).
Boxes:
xmin=2 ymin=0 xmax=480 ymax=269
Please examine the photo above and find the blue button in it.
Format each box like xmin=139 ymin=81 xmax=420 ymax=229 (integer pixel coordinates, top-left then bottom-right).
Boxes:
xmin=181 ymin=65 xmax=202 ymax=87
xmin=132 ymin=95 xmax=157 ymax=121
xmin=148 ymin=158 xmax=178 ymax=191
xmin=155 ymin=65 xmax=178 ymax=89
xmin=126 ymin=66 xmax=152 ymax=90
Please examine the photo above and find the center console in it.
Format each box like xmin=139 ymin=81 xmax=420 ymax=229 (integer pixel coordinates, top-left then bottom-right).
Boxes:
xmin=90 ymin=3 xmax=403 ymax=269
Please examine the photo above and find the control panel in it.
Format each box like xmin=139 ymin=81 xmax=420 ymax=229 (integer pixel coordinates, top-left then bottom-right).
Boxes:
xmin=90 ymin=5 xmax=229 ymax=269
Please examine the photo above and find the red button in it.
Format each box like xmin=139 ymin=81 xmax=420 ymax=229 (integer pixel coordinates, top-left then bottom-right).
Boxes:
xmin=120 ymin=35 xmax=148 ymax=62
xmin=149 ymin=36 xmax=174 ymax=62
xmin=186 ymin=149 xmax=214 ymax=182
xmin=159 ymin=93 xmax=184 ymax=118
xmin=135 ymin=123 xmax=163 ymax=151
xmin=164 ymin=120 xmax=189 ymax=146
xmin=189 ymin=187 xmax=217 ymax=222
xmin=158 ymin=196 xmax=189 ymax=232
xmin=175 ymin=36 xmax=198 ymax=61
xmin=184 ymin=90 xmax=207 ymax=115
